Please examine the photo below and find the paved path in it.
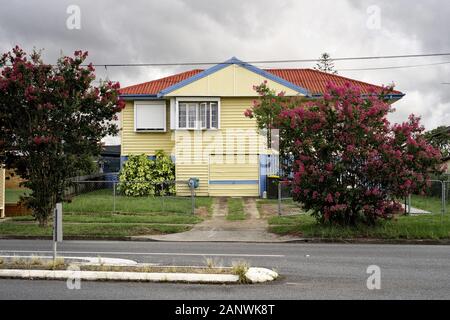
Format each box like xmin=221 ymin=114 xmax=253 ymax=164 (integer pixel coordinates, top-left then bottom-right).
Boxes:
xmin=401 ymin=204 xmax=431 ymax=214
xmin=134 ymin=197 xmax=298 ymax=242
xmin=0 ymin=239 xmax=449 ymax=299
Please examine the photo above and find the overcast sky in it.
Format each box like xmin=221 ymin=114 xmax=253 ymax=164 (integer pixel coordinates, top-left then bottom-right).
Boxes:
xmin=1 ymin=0 xmax=449 ymax=143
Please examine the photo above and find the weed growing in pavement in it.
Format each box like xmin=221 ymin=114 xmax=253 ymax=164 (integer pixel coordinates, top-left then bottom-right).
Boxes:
xmin=231 ymin=260 xmax=250 ymax=284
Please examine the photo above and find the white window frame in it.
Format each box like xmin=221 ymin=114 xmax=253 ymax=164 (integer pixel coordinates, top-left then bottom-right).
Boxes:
xmin=178 ymin=103 xmax=188 ymax=129
xmin=209 ymin=102 xmax=219 ymax=130
xmin=175 ymin=97 xmax=220 ymax=130
xmin=134 ymin=100 xmax=167 ymax=132
xmin=187 ymin=103 xmax=197 ymax=130
xmin=200 ymin=103 xmax=207 ymax=129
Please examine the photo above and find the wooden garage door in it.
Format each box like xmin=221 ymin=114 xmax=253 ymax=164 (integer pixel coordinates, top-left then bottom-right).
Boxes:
xmin=209 ymin=154 xmax=259 ymax=197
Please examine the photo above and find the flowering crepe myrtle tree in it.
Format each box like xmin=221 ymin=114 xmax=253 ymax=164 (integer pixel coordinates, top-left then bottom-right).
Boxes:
xmin=246 ymin=82 xmax=443 ymax=226
xmin=0 ymin=46 xmax=125 ymax=226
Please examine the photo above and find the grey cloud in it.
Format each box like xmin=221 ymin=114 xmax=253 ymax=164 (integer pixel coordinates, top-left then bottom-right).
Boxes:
xmin=0 ymin=0 xmax=449 ymax=130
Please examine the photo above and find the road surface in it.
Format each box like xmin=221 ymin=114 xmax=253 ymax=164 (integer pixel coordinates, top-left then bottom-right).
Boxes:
xmin=0 ymin=240 xmax=449 ymax=299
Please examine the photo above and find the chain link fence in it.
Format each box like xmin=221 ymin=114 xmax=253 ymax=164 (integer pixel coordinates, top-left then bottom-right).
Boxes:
xmin=276 ymin=179 xmax=450 ymax=217
xmin=404 ymin=179 xmax=448 ymax=217
xmin=276 ymin=180 xmax=305 ymax=216
xmin=63 ymin=180 xmax=196 ymax=215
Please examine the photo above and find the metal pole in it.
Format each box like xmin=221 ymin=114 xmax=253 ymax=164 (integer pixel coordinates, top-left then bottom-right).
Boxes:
xmin=190 ymin=184 xmax=195 ymax=215
xmin=52 ymin=206 xmax=57 ymax=262
xmin=407 ymin=194 xmax=411 ymax=215
xmin=53 ymin=241 xmax=57 ymax=263
xmin=278 ymin=181 xmax=282 ymax=216
xmin=443 ymin=182 xmax=446 ymax=215
xmin=441 ymin=181 xmax=445 ymax=221
xmin=113 ymin=181 xmax=116 ymax=213
xmin=161 ymin=182 xmax=165 ymax=213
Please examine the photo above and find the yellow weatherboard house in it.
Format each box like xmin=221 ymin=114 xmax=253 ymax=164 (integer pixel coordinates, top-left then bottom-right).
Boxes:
xmin=119 ymin=57 xmax=404 ymax=197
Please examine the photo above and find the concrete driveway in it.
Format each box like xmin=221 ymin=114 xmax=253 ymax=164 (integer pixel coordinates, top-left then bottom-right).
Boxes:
xmin=134 ymin=197 xmax=298 ymax=242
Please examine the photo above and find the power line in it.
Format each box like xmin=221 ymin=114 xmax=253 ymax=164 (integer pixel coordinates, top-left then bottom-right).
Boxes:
xmin=339 ymin=60 xmax=450 ymax=71
xmin=84 ymin=52 xmax=450 ymax=67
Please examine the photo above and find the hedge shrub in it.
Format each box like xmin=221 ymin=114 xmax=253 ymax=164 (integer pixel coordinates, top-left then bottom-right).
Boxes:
xmin=117 ymin=151 xmax=175 ymax=197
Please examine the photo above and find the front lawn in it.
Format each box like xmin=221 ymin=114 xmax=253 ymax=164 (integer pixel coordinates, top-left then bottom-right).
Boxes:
xmin=0 ymin=189 xmax=213 ymax=238
xmin=269 ymin=213 xmax=450 ymax=239
xmin=63 ymin=189 xmax=213 ymax=215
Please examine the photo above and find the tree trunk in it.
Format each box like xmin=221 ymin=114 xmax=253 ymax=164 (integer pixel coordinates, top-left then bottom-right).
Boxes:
xmin=38 ymin=216 xmax=48 ymax=228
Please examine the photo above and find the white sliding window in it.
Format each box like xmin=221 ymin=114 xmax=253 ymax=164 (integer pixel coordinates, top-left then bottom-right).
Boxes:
xmin=176 ymin=99 xmax=220 ymax=130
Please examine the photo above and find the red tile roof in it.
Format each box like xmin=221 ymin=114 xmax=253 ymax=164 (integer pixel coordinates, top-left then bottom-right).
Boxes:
xmin=266 ymin=69 xmax=403 ymax=96
xmin=120 ymin=68 xmax=403 ymax=96
xmin=119 ymin=69 xmax=203 ymax=95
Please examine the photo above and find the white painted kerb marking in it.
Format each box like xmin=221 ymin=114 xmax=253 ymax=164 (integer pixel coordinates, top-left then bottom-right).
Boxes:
xmin=0 ymin=250 xmax=284 ymax=258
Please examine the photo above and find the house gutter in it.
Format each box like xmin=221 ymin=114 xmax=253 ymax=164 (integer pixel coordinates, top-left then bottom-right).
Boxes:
xmin=311 ymin=93 xmax=406 ymax=101
xmin=119 ymin=94 xmax=162 ymax=100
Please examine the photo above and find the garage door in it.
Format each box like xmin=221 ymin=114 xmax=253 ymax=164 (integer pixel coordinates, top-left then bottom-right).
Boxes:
xmin=209 ymin=154 xmax=259 ymax=197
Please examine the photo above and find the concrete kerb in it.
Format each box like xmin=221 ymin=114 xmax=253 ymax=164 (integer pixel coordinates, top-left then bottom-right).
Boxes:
xmin=0 ymin=255 xmax=278 ymax=284
xmin=0 ymin=269 xmax=242 ymax=283
xmin=0 ymin=255 xmax=138 ymax=266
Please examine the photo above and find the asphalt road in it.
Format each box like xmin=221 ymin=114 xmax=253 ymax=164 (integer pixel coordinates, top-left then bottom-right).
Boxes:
xmin=0 ymin=239 xmax=449 ymax=300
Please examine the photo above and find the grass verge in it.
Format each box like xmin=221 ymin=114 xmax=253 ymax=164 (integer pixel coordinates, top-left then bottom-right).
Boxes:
xmin=269 ymin=213 xmax=450 ymax=239
xmin=0 ymin=222 xmax=189 ymax=238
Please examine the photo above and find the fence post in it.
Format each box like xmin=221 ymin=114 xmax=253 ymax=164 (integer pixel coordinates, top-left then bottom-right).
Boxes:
xmin=407 ymin=194 xmax=411 ymax=215
xmin=189 ymin=184 xmax=195 ymax=214
xmin=190 ymin=184 xmax=195 ymax=215
xmin=113 ymin=181 xmax=116 ymax=213
xmin=278 ymin=181 xmax=282 ymax=216
xmin=441 ymin=181 xmax=445 ymax=220
xmin=161 ymin=182 xmax=165 ymax=213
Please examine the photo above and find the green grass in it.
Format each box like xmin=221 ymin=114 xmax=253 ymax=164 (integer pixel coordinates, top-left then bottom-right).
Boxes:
xmin=227 ymin=198 xmax=246 ymax=221
xmin=1 ymin=189 xmax=213 ymax=238
xmin=410 ymin=194 xmax=446 ymax=214
xmin=5 ymin=189 xmax=30 ymax=203
xmin=10 ymin=212 xmax=202 ymax=224
xmin=268 ymin=213 xmax=450 ymax=239
xmin=63 ymin=189 xmax=213 ymax=214
xmin=0 ymin=222 xmax=189 ymax=237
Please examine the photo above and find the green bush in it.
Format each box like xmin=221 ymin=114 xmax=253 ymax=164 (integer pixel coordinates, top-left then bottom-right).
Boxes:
xmin=117 ymin=151 xmax=175 ymax=197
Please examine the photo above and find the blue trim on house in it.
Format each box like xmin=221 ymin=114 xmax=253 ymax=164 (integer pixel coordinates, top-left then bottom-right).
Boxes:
xmin=209 ymin=180 xmax=259 ymax=185
xmin=157 ymin=57 xmax=311 ymax=98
